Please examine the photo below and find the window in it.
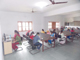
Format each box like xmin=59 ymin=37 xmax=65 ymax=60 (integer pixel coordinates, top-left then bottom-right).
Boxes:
xmin=48 ymin=22 xmax=60 ymax=29
xmin=48 ymin=22 xmax=52 ymax=29
xmin=56 ymin=22 xmax=60 ymax=28
xmin=18 ymin=21 xmax=32 ymax=32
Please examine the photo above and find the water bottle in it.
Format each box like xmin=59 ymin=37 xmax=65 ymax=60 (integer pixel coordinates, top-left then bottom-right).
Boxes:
xmin=9 ymin=35 xmax=11 ymax=39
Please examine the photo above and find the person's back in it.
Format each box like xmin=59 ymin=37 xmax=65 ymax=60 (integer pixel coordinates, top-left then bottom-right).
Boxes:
xmin=71 ymin=28 xmax=74 ymax=34
xmin=33 ymin=32 xmax=42 ymax=50
xmin=29 ymin=32 xmax=34 ymax=40
xmin=59 ymin=32 xmax=65 ymax=38
xmin=33 ymin=35 xmax=40 ymax=44
xmin=51 ymin=33 xmax=55 ymax=37
xmin=48 ymin=31 xmax=55 ymax=44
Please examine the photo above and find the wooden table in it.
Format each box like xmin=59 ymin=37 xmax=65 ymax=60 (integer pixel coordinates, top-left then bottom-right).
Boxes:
xmin=40 ymin=33 xmax=55 ymax=52
xmin=63 ymin=31 xmax=74 ymax=43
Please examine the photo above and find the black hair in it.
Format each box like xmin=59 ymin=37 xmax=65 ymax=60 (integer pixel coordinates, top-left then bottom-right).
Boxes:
xmin=42 ymin=29 xmax=44 ymax=31
xmin=14 ymin=30 xmax=19 ymax=34
xmin=61 ymin=30 xmax=63 ymax=33
xmin=50 ymin=31 xmax=53 ymax=34
xmin=67 ymin=29 xmax=70 ymax=31
xmin=30 ymin=31 xmax=34 ymax=36
xmin=72 ymin=28 xmax=73 ymax=30
xmin=37 ymin=32 xmax=40 ymax=35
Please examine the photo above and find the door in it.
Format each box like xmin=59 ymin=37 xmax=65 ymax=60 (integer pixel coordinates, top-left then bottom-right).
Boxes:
xmin=52 ymin=22 xmax=56 ymax=29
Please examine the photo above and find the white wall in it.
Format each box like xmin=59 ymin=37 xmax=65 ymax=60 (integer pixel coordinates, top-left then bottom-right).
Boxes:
xmin=43 ymin=15 xmax=65 ymax=30
xmin=0 ymin=11 xmax=44 ymax=36
xmin=65 ymin=12 xmax=80 ymax=22
xmin=0 ymin=25 xmax=4 ymax=60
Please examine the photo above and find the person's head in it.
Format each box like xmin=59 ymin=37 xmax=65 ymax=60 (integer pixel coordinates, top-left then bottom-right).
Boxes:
xmin=37 ymin=32 xmax=40 ymax=36
xmin=14 ymin=30 xmax=19 ymax=35
xmin=77 ymin=27 xmax=79 ymax=30
xmin=72 ymin=28 xmax=73 ymax=30
xmin=30 ymin=31 xmax=34 ymax=36
xmin=42 ymin=29 xmax=44 ymax=31
xmin=61 ymin=30 xmax=63 ymax=33
xmin=47 ymin=30 xmax=49 ymax=33
xmin=67 ymin=29 xmax=70 ymax=31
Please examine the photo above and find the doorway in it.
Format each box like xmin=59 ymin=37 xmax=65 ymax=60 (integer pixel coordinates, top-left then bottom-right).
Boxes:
xmin=48 ymin=22 xmax=60 ymax=29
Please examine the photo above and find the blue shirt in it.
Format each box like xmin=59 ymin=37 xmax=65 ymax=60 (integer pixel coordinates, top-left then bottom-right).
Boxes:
xmin=50 ymin=33 xmax=55 ymax=37
xmin=33 ymin=35 xmax=40 ymax=44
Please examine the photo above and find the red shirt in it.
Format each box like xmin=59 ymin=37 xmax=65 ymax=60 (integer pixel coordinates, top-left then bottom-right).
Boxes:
xmin=14 ymin=34 xmax=20 ymax=39
xmin=71 ymin=30 xmax=74 ymax=32
xmin=30 ymin=35 xmax=34 ymax=40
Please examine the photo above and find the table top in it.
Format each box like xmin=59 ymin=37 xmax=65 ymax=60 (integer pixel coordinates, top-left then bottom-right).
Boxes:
xmin=74 ymin=30 xmax=80 ymax=33
xmin=40 ymin=33 xmax=55 ymax=41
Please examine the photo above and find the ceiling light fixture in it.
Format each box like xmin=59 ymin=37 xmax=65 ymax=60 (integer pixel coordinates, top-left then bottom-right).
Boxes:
xmin=35 ymin=2 xmax=48 ymax=8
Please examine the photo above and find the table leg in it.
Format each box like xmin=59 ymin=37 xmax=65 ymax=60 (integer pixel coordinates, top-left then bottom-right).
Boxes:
xmin=72 ymin=36 xmax=73 ymax=42
xmin=42 ymin=41 xmax=44 ymax=52
xmin=65 ymin=36 xmax=67 ymax=44
xmin=53 ymin=40 xmax=55 ymax=47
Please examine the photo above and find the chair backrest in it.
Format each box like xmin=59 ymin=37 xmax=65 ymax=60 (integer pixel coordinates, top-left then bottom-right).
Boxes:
xmin=23 ymin=35 xmax=29 ymax=40
xmin=28 ymin=38 xmax=36 ymax=49
xmin=28 ymin=38 xmax=34 ymax=46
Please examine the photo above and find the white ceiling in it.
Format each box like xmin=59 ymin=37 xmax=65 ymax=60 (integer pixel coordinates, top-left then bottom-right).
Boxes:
xmin=0 ymin=0 xmax=80 ymax=13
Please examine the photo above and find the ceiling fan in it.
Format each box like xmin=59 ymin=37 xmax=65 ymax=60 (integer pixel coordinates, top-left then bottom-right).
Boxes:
xmin=47 ymin=0 xmax=68 ymax=6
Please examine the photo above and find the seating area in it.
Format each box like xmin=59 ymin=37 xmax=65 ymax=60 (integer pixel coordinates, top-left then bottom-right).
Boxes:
xmin=0 ymin=0 xmax=80 ymax=60
xmin=4 ymin=37 xmax=80 ymax=60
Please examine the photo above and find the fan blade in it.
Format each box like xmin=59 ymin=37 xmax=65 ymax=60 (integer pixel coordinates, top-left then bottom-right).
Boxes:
xmin=49 ymin=0 xmax=53 ymax=2
xmin=46 ymin=4 xmax=53 ymax=7
xmin=55 ymin=2 xmax=67 ymax=4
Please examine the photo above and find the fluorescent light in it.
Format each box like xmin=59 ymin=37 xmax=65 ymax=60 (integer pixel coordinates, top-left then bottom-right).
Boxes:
xmin=35 ymin=2 xmax=48 ymax=8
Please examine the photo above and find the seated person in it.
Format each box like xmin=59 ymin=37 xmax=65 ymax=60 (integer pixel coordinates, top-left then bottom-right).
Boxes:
xmin=57 ymin=30 xmax=66 ymax=44
xmin=59 ymin=30 xmax=65 ymax=38
xmin=47 ymin=30 xmax=50 ymax=34
xmin=41 ymin=29 xmax=45 ymax=33
xmin=71 ymin=28 xmax=74 ymax=34
xmin=12 ymin=30 xmax=21 ymax=51
xmin=29 ymin=32 xmax=34 ymax=40
xmin=53 ymin=29 xmax=58 ymax=38
xmin=26 ymin=30 xmax=30 ymax=36
xmin=48 ymin=31 xmax=55 ymax=44
xmin=33 ymin=32 xmax=42 ymax=50
xmin=67 ymin=29 xmax=70 ymax=31
xmin=64 ymin=27 xmax=67 ymax=31
xmin=77 ymin=27 xmax=80 ymax=30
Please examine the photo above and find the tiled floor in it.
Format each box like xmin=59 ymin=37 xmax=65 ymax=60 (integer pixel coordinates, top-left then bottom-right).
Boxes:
xmin=4 ymin=39 xmax=80 ymax=60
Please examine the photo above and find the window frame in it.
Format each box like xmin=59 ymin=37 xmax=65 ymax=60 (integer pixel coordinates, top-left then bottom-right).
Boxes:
xmin=48 ymin=22 xmax=52 ymax=29
xmin=18 ymin=21 xmax=33 ymax=32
